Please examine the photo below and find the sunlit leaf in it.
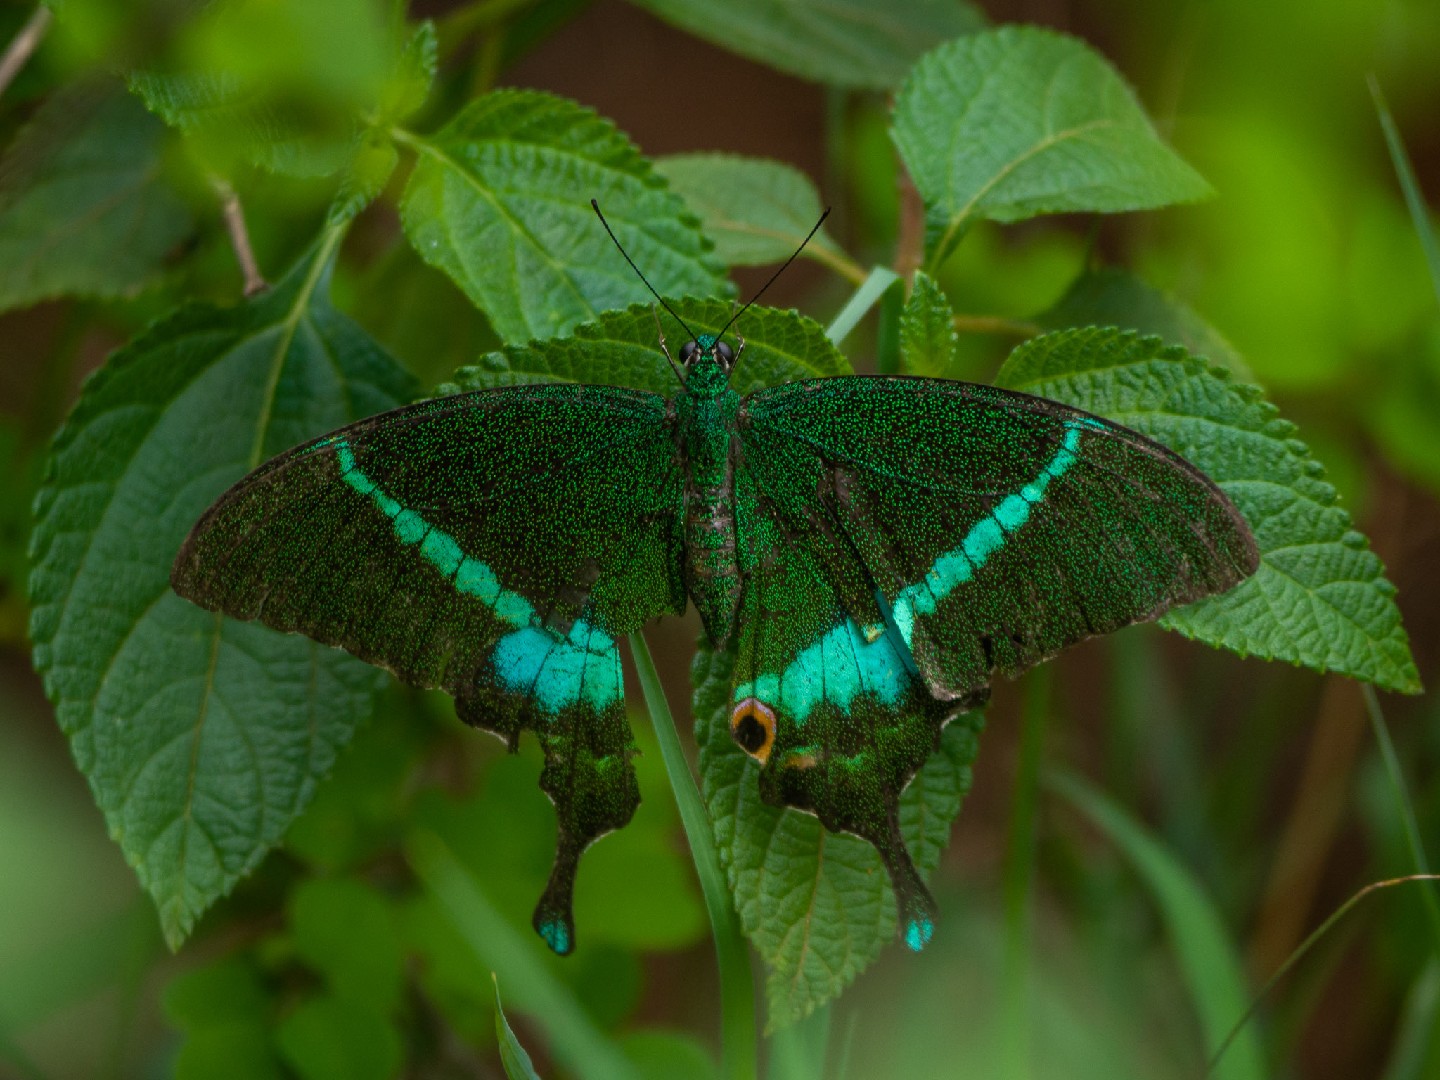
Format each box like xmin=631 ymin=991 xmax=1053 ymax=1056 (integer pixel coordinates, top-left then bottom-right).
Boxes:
xmin=654 ymin=154 xmax=842 ymax=268
xmin=892 ymin=27 xmax=1211 ymax=266
xmin=997 ymin=327 xmax=1421 ymax=693
xmin=28 ymin=237 xmax=417 ymax=948
xmin=627 ymin=0 xmax=985 ymax=89
xmin=0 ymin=80 xmax=190 ymax=310
xmin=398 ymin=90 xmax=730 ymax=343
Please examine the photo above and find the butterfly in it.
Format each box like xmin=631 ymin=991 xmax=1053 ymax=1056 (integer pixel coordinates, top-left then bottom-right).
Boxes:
xmin=171 ymin=208 xmax=1259 ymax=956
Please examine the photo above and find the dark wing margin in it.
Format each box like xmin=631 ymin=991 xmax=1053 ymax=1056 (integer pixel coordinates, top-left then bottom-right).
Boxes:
xmin=172 ymin=383 xmax=686 ymax=954
xmin=726 ymin=374 xmax=1255 ymax=949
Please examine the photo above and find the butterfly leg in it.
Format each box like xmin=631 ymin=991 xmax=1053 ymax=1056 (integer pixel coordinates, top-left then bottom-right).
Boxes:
xmin=652 ymin=304 xmax=683 ymax=383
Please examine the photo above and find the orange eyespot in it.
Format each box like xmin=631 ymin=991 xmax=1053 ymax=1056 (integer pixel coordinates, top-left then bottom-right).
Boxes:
xmin=729 ymin=697 xmax=777 ymax=764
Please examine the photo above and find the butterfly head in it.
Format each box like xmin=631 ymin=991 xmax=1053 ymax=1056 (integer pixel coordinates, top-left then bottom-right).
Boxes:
xmin=678 ymin=333 xmax=736 ymax=394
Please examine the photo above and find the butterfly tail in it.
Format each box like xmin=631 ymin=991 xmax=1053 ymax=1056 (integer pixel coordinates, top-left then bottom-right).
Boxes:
xmin=872 ymin=808 xmax=939 ymax=952
xmin=531 ymin=690 xmax=641 ymax=956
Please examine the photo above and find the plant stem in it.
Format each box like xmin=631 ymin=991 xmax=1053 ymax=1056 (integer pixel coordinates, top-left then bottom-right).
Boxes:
xmin=210 ymin=176 xmax=267 ymax=297
xmin=825 ymin=266 xmax=901 ymax=348
xmin=630 ymin=632 xmax=756 ymax=1080
xmin=952 ymin=313 xmax=1041 ymax=337
xmin=1206 ymin=873 xmax=1440 ymax=1077
xmin=998 ymin=666 xmax=1050 ymax=1078
xmin=409 ymin=831 xmax=636 ymax=1080
xmin=0 ymin=5 xmax=51 ymax=99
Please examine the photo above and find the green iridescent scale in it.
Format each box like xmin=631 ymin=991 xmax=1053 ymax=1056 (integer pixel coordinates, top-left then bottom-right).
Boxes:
xmin=173 ymin=333 xmax=1257 ymax=956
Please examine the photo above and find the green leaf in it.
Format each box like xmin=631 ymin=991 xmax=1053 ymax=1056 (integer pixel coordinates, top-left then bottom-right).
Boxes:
xmin=275 ymin=994 xmax=402 ymax=1080
xmin=28 ymin=234 xmax=419 ymax=949
xmin=996 ymin=327 xmax=1421 ymax=693
xmin=693 ymin=643 xmax=985 ymax=1029
xmin=1048 ymin=771 xmax=1265 ymax=1080
xmin=0 ymin=80 xmax=191 ymax=311
xmin=289 ymin=878 xmax=404 ymax=1012
xmin=627 ymin=0 xmax=985 ymax=89
xmin=495 ymin=977 xmax=544 ymax=1080
xmin=441 ymin=299 xmax=850 ymax=398
xmin=619 ymin=1030 xmax=716 ymax=1080
xmin=653 ymin=154 xmax=843 ymax=268
xmin=327 ymin=130 xmax=399 ymax=226
xmin=397 ymin=89 xmax=730 ymax=343
xmin=128 ymin=0 xmax=394 ymax=178
xmin=1035 ymin=266 xmax=1252 ymax=380
xmin=164 ymin=954 xmax=284 ymax=1080
xmin=891 ymin=27 xmax=1212 ymax=267
xmin=128 ymin=70 xmax=356 ymax=178
xmin=378 ymin=19 xmax=438 ymax=124
xmin=899 ymin=270 xmax=958 ymax=375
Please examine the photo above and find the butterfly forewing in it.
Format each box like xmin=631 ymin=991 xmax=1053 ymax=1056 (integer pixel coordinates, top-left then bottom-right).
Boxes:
xmin=172 ymin=382 xmax=686 ymax=953
xmin=741 ymin=376 xmax=1257 ymax=701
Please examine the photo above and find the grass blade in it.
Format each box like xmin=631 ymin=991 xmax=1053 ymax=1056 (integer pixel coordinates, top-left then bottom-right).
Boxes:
xmin=1047 ymin=770 xmax=1265 ymax=1080
xmin=1369 ymin=76 xmax=1440 ymax=307
xmin=1362 ymin=685 xmax=1440 ymax=950
xmin=407 ymin=830 xmax=637 ymax=1080
xmin=630 ymin=632 xmax=756 ymax=1080
xmin=825 ymin=266 xmax=901 ymax=347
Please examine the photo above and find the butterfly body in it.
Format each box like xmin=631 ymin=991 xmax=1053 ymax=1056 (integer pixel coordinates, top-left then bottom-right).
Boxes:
xmin=173 ymin=314 xmax=1258 ymax=956
xmin=675 ymin=335 xmax=745 ymax=648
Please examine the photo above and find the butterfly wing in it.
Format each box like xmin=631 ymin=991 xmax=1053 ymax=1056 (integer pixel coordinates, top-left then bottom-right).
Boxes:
xmin=172 ymin=383 xmax=685 ymax=953
xmin=731 ymin=375 xmax=1257 ymax=946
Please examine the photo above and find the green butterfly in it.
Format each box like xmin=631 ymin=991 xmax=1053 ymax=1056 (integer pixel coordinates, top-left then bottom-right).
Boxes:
xmin=171 ymin=217 xmax=1257 ymax=957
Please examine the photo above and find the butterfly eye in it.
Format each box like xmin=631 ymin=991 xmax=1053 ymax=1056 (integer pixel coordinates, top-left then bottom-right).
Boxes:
xmin=679 ymin=340 xmax=699 ymax=366
xmin=715 ymin=341 xmax=735 ymax=368
xmin=729 ymin=697 xmax=777 ymax=764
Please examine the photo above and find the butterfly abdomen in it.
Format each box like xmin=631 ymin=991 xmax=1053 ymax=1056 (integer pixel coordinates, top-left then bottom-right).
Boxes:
xmin=678 ymin=388 xmax=743 ymax=648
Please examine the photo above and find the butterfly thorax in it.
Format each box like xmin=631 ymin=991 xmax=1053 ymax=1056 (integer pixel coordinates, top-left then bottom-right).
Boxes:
xmin=675 ymin=344 xmax=743 ymax=648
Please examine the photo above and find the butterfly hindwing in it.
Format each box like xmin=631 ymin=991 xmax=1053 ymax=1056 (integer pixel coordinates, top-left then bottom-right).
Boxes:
xmin=172 ymin=383 xmax=686 ymax=953
xmin=727 ymin=445 xmax=982 ymax=949
xmin=728 ymin=375 xmax=1257 ymax=945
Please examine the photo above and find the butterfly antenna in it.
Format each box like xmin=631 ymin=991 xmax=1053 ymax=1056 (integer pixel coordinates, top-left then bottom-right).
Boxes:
xmin=591 ymin=200 xmax=699 ymax=345
xmin=716 ymin=207 xmax=830 ymax=342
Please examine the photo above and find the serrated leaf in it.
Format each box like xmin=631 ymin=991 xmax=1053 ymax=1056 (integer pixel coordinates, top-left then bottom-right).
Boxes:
xmin=28 ymin=236 xmax=419 ymax=949
xmin=0 ymin=80 xmax=191 ymax=310
xmin=327 ymin=131 xmax=399 ymax=225
xmin=128 ymin=70 xmax=356 ymax=178
xmin=899 ymin=270 xmax=957 ymax=375
xmin=1035 ymin=267 xmax=1252 ymax=380
xmin=996 ymin=327 xmax=1420 ymax=693
xmin=128 ymin=0 xmax=394 ymax=178
xmin=398 ymin=89 xmax=730 ymax=344
xmin=628 ymin=0 xmax=985 ymax=90
xmin=693 ymin=643 xmax=985 ymax=1029
xmin=439 ymin=299 xmax=850 ymax=398
xmin=653 ymin=154 xmax=842 ymax=268
xmin=379 ymin=19 xmax=437 ymax=123
xmin=494 ymin=978 xmax=543 ymax=1080
xmin=891 ymin=27 xmax=1212 ymax=266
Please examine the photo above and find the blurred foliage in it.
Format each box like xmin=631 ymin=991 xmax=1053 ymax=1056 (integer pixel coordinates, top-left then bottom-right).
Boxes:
xmin=2 ymin=0 xmax=1438 ymax=1078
